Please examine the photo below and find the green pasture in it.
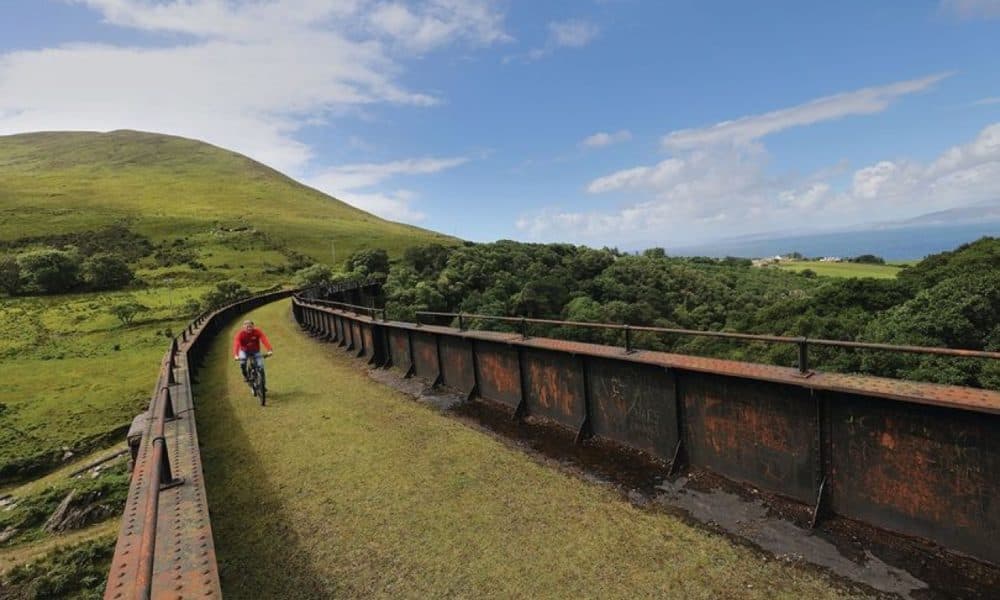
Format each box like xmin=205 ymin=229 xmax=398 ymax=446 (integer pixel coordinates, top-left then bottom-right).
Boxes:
xmin=776 ymin=260 xmax=901 ymax=279
xmin=0 ymin=285 xmax=207 ymax=481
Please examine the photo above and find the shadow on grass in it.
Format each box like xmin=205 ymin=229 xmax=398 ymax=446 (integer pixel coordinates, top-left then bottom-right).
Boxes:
xmin=193 ymin=346 xmax=332 ymax=598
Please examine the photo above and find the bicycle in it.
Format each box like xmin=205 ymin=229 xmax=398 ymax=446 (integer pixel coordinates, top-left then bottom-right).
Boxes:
xmin=243 ymin=353 xmax=270 ymax=406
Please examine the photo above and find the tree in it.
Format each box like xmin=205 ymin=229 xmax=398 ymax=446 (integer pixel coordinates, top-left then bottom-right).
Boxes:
xmin=0 ymin=255 xmax=21 ymax=295
xmin=344 ymin=248 xmax=390 ymax=276
xmin=82 ymin=253 xmax=134 ymax=291
xmin=294 ymin=263 xmax=334 ymax=288
xmin=403 ymin=244 xmax=452 ymax=276
xmin=849 ymin=254 xmax=885 ymax=264
xmin=200 ymin=280 xmax=251 ymax=309
xmin=17 ymin=249 xmax=81 ymax=294
xmin=110 ymin=300 xmax=149 ymax=325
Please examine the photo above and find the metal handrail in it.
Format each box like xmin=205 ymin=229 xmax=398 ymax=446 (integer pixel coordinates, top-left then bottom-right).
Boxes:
xmin=109 ymin=287 xmax=298 ymax=599
xmin=306 ymin=298 xmax=385 ymax=320
xmin=416 ymin=310 xmax=1000 ymax=374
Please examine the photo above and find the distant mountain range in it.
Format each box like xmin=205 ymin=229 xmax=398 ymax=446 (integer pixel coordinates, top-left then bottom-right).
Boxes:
xmin=669 ymin=203 xmax=1000 ymax=260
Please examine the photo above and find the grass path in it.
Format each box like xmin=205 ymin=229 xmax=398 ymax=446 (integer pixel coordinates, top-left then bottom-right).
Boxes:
xmin=0 ymin=443 xmax=127 ymax=498
xmin=0 ymin=518 xmax=117 ymax=574
xmin=197 ymin=299 xmax=863 ymax=599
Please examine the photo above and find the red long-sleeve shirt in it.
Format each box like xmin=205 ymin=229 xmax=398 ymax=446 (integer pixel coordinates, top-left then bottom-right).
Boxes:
xmin=233 ymin=328 xmax=272 ymax=355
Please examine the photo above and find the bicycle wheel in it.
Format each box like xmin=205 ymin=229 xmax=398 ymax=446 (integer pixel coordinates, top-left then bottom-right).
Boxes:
xmin=258 ymin=369 xmax=267 ymax=406
xmin=249 ymin=367 xmax=260 ymax=397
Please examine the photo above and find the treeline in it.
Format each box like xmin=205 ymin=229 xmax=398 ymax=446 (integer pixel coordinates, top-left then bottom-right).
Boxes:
xmin=0 ymin=225 xmax=151 ymax=295
xmin=359 ymin=238 xmax=998 ymax=389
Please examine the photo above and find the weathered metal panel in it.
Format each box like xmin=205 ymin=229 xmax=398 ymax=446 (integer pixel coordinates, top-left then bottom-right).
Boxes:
xmin=588 ymin=359 xmax=678 ymax=460
xmin=439 ymin=336 xmax=475 ymax=393
xmin=351 ymin=319 xmax=365 ymax=352
xmin=362 ymin=324 xmax=376 ymax=360
xmin=522 ymin=348 xmax=585 ymax=429
xmin=339 ymin=315 xmax=350 ymax=347
xmin=412 ymin=331 xmax=439 ymax=380
xmin=475 ymin=340 xmax=522 ymax=410
xmin=828 ymin=392 xmax=1000 ymax=565
xmin=332 ymin=314 xmax=342 ymax=342
xmin=388 ymin=328 xmax=412 ymax=374
xmin=683 ymin=372 xmax=817 ymax=503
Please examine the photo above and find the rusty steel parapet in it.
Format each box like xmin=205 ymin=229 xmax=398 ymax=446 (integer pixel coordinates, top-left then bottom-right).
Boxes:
xmin=292 ymin=297 xmax=1000 ymax=567
xmin=105 ymin=289 xmax=293 ymax=600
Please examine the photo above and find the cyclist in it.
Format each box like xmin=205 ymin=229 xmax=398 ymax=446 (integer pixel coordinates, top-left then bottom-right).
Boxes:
xmin=233 ymin=319 xmax=273 ymax=387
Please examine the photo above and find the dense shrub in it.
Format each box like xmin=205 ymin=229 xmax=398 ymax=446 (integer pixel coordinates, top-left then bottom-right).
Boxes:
xmin=294 ymin=263 xmax=334 ymax=288
xmin=381 ymin=237 xmax=1000 ymax=389
xmin=344 ymin=248 xmax=390 ymax=277
xmin=0 ymin=254 xmax=21 ymax=295
xmin=16 ymin=249 xmax=81 ymax=294
xmin=82 ymin=253 xmax=134 ymax=291
xmin=200 ymin=280 xmax=251 ymax=309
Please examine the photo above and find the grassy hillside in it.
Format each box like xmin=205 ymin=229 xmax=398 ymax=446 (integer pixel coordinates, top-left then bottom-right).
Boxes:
xmin=0 ymin=130 xmax=454 ymax=261
xmin=0 ymin=130 xmax=455 ymax=484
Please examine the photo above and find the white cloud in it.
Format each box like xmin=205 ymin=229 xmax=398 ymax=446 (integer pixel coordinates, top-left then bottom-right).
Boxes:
xmin=548 ymin=19 xmax=600 ymax=48
xmin=662 ymin=73 xmax=948 ymax=149
xmin=367 ymin=0 xmax=511 ymax=52
xmin=506 ymin=17 xmax=599 ymax=63
xmin=311 ymin=156 xmax=469 ymax=190
xmin=335 ymin=190 xmax=428 ymax=223
xmin=1 ymin=1 xmax=507 ymax=178
xmin=581 ymin=130 xmax=631 ymax=148
xmin=306 ymin=155 xmax=469 ymax=222
xmin=517 ymin=75 xmax=987 ymax=246
xmin=941 ymin=0 xmax=1000 ymax=19
xmin=972 ymin=97 xmax=1000 ymax=106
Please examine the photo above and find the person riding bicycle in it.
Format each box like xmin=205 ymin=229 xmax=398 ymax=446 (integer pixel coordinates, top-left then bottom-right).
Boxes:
xmin=233 ymin=320 xmax=273 ymax=385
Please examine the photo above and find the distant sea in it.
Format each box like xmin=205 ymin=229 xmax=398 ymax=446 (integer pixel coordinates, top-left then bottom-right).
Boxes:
xmin=669 ymin=222 xmax=1000 ymax=260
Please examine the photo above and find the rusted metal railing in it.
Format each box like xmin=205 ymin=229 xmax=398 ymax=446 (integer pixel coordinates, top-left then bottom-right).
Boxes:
xmin=415 ymin=311 xmax=1000 ymax=375
xmin=106 ymin=288 xmax=295 ymax=599
xmin=309 ymin=298 xmax=386 ymax=320
xmin=295 ymin=295 xmax=1000 ymax=567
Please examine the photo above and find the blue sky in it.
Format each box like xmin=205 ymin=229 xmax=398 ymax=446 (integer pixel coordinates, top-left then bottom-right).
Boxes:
xmin=2 ymin=1 xmax=999 ymax=248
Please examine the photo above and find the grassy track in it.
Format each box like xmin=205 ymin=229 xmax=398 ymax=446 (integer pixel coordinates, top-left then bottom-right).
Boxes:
xmin=196 ymin=299 xmax=861 ymax=599
xmin=0 ymin=519 xmax=117 ymax=575
xmin=776 ymin=261 xmax=901 ymax=279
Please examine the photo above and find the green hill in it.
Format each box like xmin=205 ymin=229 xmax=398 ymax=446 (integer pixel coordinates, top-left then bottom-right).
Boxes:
xmin=0 ymin=130 xmax=454 ymax=486
xmin=0 ymin=130 xmax=454 ymax=261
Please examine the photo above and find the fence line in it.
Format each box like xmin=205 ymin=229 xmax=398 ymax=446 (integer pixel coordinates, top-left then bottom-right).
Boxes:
xmin=105 ymin=288 xmax=294 ymax=600
xmin=416 ymin=310 xmax=1000 ymax=375
xmin=297 ymin=295 xmax=1000 ymax=567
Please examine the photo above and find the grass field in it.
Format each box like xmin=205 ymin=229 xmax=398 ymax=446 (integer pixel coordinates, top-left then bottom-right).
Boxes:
xmin=775 ymin=261 xmax=901 ymax=279
xmin=0 ymin=283 xmax=217 ymax=481
xmin=195 ymin=300 xmax=864 ymax=599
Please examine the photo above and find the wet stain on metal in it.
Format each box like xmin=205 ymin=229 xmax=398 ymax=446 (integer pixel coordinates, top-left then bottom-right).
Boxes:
xmin=439 ymin=336 xmax=475 ymax=393
xmin=411 ymin=331 xmax=439 ymax=381
xmin=474 ymin=341 xmax=521 ymax=410
xmin=387 ymin=329 xmax=411 ymax=374
xmin=588 ymin=359 xmax=678 ymax=460
xmin=684 ymin=373 xmax=816 ymax=504
xmin=522 ymin=348 xmax=585 ymax=428
xmin=829 ymin=393 xmax=1000 ymax=566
